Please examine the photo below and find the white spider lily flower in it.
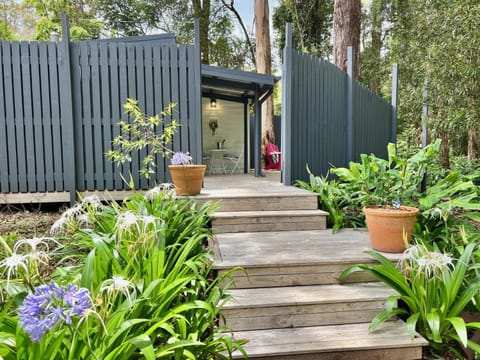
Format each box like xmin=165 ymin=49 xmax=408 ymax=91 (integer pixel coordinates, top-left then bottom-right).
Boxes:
xmin=143 ymin=215 xmax=156 ymax=224
xmin=400 ymin=245 xmax=454 ymax=279
xmin=76 ymin=213 xmax=90 ymax=225
xmin=62 ymin=204 xmax=83 ymax=218
xmin=115 ymin=211 xmax=140 ymax=235
xmin=13 ymin=237 xmax=61 ymax=253
xmin=81 ymin=195 xmax=101 ymax=207
xmin=144 ymin=183 xmax=175 ymax=200
xmin=50 ymin=216 xmax=67 ymax=235
xmin=100 ymin=276 xmax=137 ymax=306
xmin=0 ymin=253 xmax=30 ymax=282
xmin=50 ymin=204 xmax=83 ymax=235
xmin=430 ymin=207 xmax=443 ymax=219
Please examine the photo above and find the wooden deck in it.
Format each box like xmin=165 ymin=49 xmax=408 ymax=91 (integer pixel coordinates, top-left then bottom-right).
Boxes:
xmin=203 ymin=173 xmax=428 ymax=359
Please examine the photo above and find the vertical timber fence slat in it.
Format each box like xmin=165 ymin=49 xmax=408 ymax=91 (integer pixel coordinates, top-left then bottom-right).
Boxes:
xmin=3 ymin=43 xmax=18 ymax=193
xmin=0 ymin=44 xmax=9 ymax=192
xmin=30 ymin=43 xmax=46 ymax=192
xmin=12 ymin=42 xmax=28 ymax=192
xmin=39 ymin=43 xmax=55 ymax=192
xmin=90 ymin=42 xmax=105 ymax=191
xmin=21 ymin=42 xmax=36 ymax=191
xmin=100 ymin=43 xmax=113 ymax=190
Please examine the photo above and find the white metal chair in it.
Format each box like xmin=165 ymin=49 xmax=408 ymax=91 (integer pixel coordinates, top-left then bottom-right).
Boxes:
xmin=224 ymin=149 xmax=243 ymax=175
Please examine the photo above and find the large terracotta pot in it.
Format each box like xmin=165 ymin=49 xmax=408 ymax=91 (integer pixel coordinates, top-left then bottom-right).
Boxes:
xmin=363 ymin=206 xmax=419 ymax=253
xmin=168 ymin=165 xmax=206 ymax=196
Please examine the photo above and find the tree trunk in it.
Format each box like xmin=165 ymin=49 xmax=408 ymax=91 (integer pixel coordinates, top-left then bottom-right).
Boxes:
xmin=468 ymin=127 xmax=478 ymax=161
xmin=369 ymin=0 xmax=383 ymax=92
xmin=192 ymin=0 xmax=211 ymax=64
xmin=440 ymin=132 xmax=450 ymax=169
xmin=254 ymin=0 xmax=275 ymax=150
xmin=333 ymin=0 xmax=361 ymax=78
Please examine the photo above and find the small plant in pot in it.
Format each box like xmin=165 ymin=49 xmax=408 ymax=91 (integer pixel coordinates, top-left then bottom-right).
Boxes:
xmin=332 ymin=140 xmax=440 ymax=252
xmin=169 ymin=151 xmax=206 ymax=196
xmin=106 ymin=98 xmax=206 ymax=195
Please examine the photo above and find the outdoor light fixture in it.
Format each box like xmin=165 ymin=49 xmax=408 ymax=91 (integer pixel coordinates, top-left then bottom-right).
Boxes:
xmin=210 ymin=98 xmax=217 ymax=108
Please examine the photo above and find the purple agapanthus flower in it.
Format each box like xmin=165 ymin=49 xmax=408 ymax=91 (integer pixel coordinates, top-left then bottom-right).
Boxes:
xmin=171 ymin=151 xmax=192 ymax=165
xmin=18 ymin=281 xmax=92 ymax=342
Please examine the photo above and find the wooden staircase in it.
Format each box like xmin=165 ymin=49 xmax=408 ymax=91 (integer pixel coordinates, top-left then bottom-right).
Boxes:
xmin=208 ymin=183 xmax=428 ymax=359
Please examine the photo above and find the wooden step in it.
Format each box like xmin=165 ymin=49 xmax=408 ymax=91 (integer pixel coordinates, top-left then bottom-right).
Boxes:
xmin=212 ymin=229 xmax=402 ymax=288
xmin=196 ymin=193 xmax=318 ymax=212
xmin=222 ymin=283 xmax=396 ymax=331
xmin=228 ymin=321 xmax=428 ymax=360
xmin=211 ymin=210 xmax=328 ymax=233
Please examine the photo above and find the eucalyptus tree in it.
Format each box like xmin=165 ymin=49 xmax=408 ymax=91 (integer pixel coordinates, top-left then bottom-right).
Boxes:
xmin=387 ymin=0 xmax=480 ymax=165
xmin=255 ymin=0 xmax=275 ymax=145
xmin=333 ymin=0 xmax=361 ymax=78
xmin=92 ymin=0 xmax=249 ymax=68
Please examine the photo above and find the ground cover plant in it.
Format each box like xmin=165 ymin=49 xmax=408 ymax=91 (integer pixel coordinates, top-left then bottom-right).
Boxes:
xmin=0 ymin=189 xmax=245 ymax=359
xmin=299 ymin=139 xmax=480 ymax=358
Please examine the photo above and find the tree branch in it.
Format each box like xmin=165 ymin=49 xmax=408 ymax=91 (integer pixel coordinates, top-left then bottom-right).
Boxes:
xmin=220 ymin=0 xmax=256 ymax=69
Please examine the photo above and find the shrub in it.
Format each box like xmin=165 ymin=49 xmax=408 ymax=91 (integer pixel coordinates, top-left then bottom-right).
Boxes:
xmin=340 ymin=240 xmax=480 ymax=358
xmin=0 ymin=190 xmax=245 ymax=359
xmin=298 ymin=139 xmax=480 ymax=238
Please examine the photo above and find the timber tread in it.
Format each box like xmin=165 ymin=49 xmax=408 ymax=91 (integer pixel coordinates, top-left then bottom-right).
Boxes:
xmin=229 ymin=321 xmax=428 ymax=360
xmin=222 ymin=283 xmax=396 ymax=331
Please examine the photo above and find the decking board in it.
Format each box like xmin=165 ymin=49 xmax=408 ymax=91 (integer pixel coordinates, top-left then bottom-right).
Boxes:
xmin=230 ymin=321 xmax=428 ymax=359
xmin=213 ymin=229 xmax=402 ymax=270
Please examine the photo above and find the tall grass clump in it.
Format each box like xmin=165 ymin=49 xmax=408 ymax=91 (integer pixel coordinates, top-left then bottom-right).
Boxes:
xmin=0 ymin=189 xmax=245 ymax=359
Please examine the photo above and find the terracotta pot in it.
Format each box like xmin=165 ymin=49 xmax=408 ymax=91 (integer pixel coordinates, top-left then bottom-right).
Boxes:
xmin=363 ymin=206 xmax=419 ymax=253
xmin=168 ymin=165 xmax=206 ymax=196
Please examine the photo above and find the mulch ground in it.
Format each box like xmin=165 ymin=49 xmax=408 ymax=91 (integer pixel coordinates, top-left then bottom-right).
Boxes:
xmin=0 ymin=204 xmax=64 ymax=239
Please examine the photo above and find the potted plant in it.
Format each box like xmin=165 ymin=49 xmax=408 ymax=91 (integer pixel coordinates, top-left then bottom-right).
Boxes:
xmin=332 ymin=140 xmax=440 ymax=252
xmin=106 ymin=98 xmax=206 ymax=195
xmin=168 ymin=152 xmax=206 ymax=196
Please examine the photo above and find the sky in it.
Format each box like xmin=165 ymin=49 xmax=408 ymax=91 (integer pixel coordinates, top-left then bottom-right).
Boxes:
xmin=233 ymin=0 xmax=280 ymax=35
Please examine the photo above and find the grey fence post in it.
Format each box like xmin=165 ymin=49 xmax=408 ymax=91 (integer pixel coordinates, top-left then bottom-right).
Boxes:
xmin=61 ymin=14 xmax=77 ymax=205
xmin=391 ymin=63 xmax=398 ymax=143
xmin=421 ymin=78 xmax=429 ymax=192
xmin=422 ymin=78 xmax=428 ymax=148
xmin=192 ymin=19 xmax=203 ymax=165
xmin=346 ymin=46 xmax=354 ymax=163
xmin=281 ymin=23 xmax=293 ymax=185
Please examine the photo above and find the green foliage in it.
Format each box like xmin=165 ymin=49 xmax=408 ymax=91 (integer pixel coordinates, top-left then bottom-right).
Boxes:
xmin=0 ymin=21 xmax=15 ymax=40
xmin=0 ymin=191 xmax=245 ymax=359
xmin=272 ymin=0 xmax=333 ymax=58
xmin=331 ymin=140 xmax=439 ymax=207
xmin=296 ymin=168 xmax=357 ymax=232
xmin=28 ymin=0 xmax=103 ymax=40
xmin=105 ymin=99 xmax=180 ymax=179
xmin=298 ymin=140 xmax=480 ymax=236
xmin=377 ymin=0 xmax=480 ymax=161
xmin=92 ymin=0 xmax=250 ymax=68
xmin=340 ymin=241 xmax=480 ymax=357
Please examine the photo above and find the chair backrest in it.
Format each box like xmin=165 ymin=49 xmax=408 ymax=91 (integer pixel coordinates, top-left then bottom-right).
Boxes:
xmin=266 ymin=143 xmax=279 ymax=155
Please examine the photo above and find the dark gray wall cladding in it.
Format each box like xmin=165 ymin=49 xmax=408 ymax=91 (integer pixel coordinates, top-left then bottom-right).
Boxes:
xmin=0 ymin=34 xmax=201 ymax=195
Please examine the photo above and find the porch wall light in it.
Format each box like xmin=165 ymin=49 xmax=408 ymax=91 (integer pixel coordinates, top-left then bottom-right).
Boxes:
xmin=210 ymin=98 xmax=217 ymax=108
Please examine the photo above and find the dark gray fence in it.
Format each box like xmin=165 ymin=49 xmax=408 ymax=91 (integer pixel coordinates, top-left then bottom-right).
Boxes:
xmin=0 ymin=24 xmax=201 ymax=202
xmin=282 ymin=25 xmax=394 ymax=184
xmin=0 ymin=41 xmax=70 ymax=194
